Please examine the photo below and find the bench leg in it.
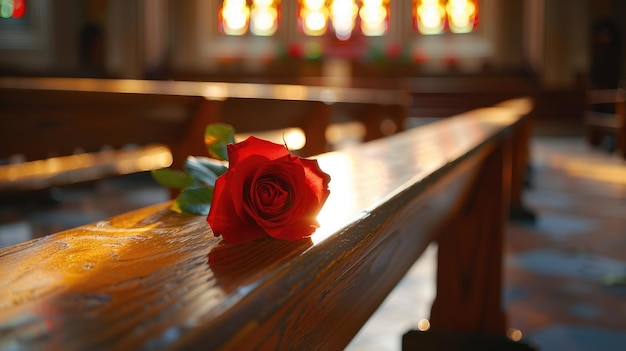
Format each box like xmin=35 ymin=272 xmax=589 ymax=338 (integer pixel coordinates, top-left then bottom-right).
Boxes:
xmin=509 ymin=113 xmax=536 ymax=223
xmin=389 ymin=103 xmax=408 ymax=133
xmin=362 ymin=104 xmax=385 ymax=142
xmin=300 ymin=102 xmax=331 ymax=157
xmin=403 ymin=139 xmax=535 ymax=350
xmin=431 ymin=141 xmax=508 ymax=334
xmin=618 ymin=125 xmax=626 ymax=160
xmin=586 ymin=129 xmax=603 ymax=147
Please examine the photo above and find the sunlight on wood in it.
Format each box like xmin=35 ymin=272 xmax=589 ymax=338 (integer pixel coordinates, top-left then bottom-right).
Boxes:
xmin=0 ymin=145 xmax=172 ymax=192
xmin=235 ymin=128 xmax=306 ymax=151
xmin=312 ymin=152 xmax=362 ymax=244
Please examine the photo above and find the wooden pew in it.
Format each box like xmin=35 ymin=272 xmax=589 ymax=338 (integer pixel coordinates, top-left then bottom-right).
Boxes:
xmin=584 ymin=85 xmax=626 ymax=159
xmin=496 ymin=98 xmax=536 ymax=222
xmin=404 ymin=75 xmax=537 ymax=118
xmin=0 ymin=77 xmax=411 ymax=192
xmin=0 ymin=98 xmax=534 ymax=350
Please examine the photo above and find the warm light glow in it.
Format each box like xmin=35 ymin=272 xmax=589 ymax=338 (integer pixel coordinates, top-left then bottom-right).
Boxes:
xmin=300 ymin=0 xmax=329 ymax=36
xmin=304 ymin=0 xmax=326 ymax=10
xmin=116 ymin=147 xmax=173 ymax=174
xmin=202 ymin=83 xmax=229 ymax=101
xmin=446 ymin=0 xmax=476 ymax=33
xmin=359 ymin=0 xmax=388 ymax=36
xmin=329 ymin=0 xmax=358 ymax=40
xmin=283 ymin=129 xmax=307 ymax=151
xmin=415 ymin=0 xmax=446 ymax=35
xmin=0 ymin=145 xmax=172 ymax=189
xmin=232 ymin=83 xmax=261 ymax=98
xmin=325 ymin=121 xmax=365 ymax=146
xmin=549 ymin=156 xmax=626 ymax=186
xmin=300 ymin=0 xmax=395 ymax=38
xmin=417 ymin=319 xmax=431 ymax=331
xmin=250 ymin=0 xmax=279 ymax=36
xmin=312 ymin=153 xmax=360 ymax=244
xmin=380 ymin=118 xmax=397 ymax=135
xmin=303 ymin=11 xmax=328 ymax=34
xmin=235 ymin=128 xmax=306 ymax=151
xmin=221 ymin=0 xmax=250 ymax=36
xmin=414 ymin=0 xmax=478 ymax=34
xmin=273 ymin=84 xmax=308 ymax=100
xmin=507 ymin=328 xmax=523 ymax=342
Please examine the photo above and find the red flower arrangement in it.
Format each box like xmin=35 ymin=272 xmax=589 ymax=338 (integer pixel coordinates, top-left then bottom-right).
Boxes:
xmin=152 ymin=124 xmax=331 ymax=244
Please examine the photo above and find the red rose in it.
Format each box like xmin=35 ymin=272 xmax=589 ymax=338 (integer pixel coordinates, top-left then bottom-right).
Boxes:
xmin=207 ymin=136 xmax=331 ymax=244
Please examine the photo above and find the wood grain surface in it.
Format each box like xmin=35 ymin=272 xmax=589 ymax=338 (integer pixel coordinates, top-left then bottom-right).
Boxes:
xmin=0 ymin=100 xmax=528 ymax=350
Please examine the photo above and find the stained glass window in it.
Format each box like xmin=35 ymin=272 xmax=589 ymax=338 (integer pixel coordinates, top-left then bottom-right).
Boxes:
xmin=217 ymin=1 xmax=479 ymax=38
xmin=0 ymin=0 xmax=26 ymax=19
xmin=299 ymin=0 xmax=390 ymax=40
xmin=413 ymin=0 xmax=478 ymax=35
xmin=219 ymin=0 xmax=280 ymax=36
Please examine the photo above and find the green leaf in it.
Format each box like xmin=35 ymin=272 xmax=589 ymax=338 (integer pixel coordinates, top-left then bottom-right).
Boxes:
xmin=205 ymin=123 xmax=235 ymax=161
xmin=188 ymin=156 xmax=228 ymax=177
xmin=151 ymin=169 xmax=194 ymax=189
xmin=173 ymin=186 xmax=214 ymax=216
xmin=184 ymin=157 xmax=223 ymax=186
xmin=152 ymin=123 xmax=235 ymax=216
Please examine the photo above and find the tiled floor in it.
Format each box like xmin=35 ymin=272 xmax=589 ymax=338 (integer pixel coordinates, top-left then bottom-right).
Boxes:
xmin=347 ymin=136 xmax=626 ymax=350
xmin=504 ymin=137 xmax=626 ymax=350
xmin=1 ymin=136 xmax=625 ymax=350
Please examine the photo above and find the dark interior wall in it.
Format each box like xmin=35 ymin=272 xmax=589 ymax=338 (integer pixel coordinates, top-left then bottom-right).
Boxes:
xmin=589 ymin=0 xmax=626 ymax=88
xmin=494 ymin=1 xmax=526 ymax=72
xmin=0 ymin=0 xmax=623 ymax=83
xmin=49 ymin=1 xmax=81 ymax=74
xmin=0 ymin=0 xmax=103 ymax=77
xmin=618 ymin=1 xmax=626 ymax=82
xmin=75 ymin=0 xmax=108 ymax=77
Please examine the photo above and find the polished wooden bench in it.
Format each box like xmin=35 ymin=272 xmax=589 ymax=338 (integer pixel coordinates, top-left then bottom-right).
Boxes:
xmin=584 ymin=85 xmax=626 ymax=159
xmin=0 ymin=98 xmax=534 ymax=350
xmin=0 ymin=77 xmax=410 ymax=192
xmin=404 ymin=75 xmax=536 ymax=118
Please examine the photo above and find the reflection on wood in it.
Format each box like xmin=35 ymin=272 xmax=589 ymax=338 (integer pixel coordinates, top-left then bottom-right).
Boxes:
xmin=0 ymin=144 xmax=172 ymax=193
xmin=0 ymin=98 xmax=531 ymax=350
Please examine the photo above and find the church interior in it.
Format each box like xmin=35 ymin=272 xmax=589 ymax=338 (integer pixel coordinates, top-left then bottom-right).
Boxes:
xmin=0 ymin=1 xmax=625 ymax=350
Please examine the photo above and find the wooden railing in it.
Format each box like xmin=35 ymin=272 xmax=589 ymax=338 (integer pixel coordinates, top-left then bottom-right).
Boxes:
xmin=0 ymin=98 xmax=534 ymax=350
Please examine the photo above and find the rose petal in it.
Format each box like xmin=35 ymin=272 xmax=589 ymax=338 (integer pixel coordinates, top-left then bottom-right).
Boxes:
xmin=256 ymin=160 xmax=328 ymax=241
xmin=207 ymin=174 xmax=266 ymax=244
xmin=301 ymin=158 xmax=332 ymax=202
xmin=264 ymin=217 xmax=320 ymax=241
xmin=229 ymin=155 xmax=269 ymax=223
xmin=227 ymin=136 xmax=290 ymax=168
xmin=248 ymin=159 xmax=306 ymax=227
